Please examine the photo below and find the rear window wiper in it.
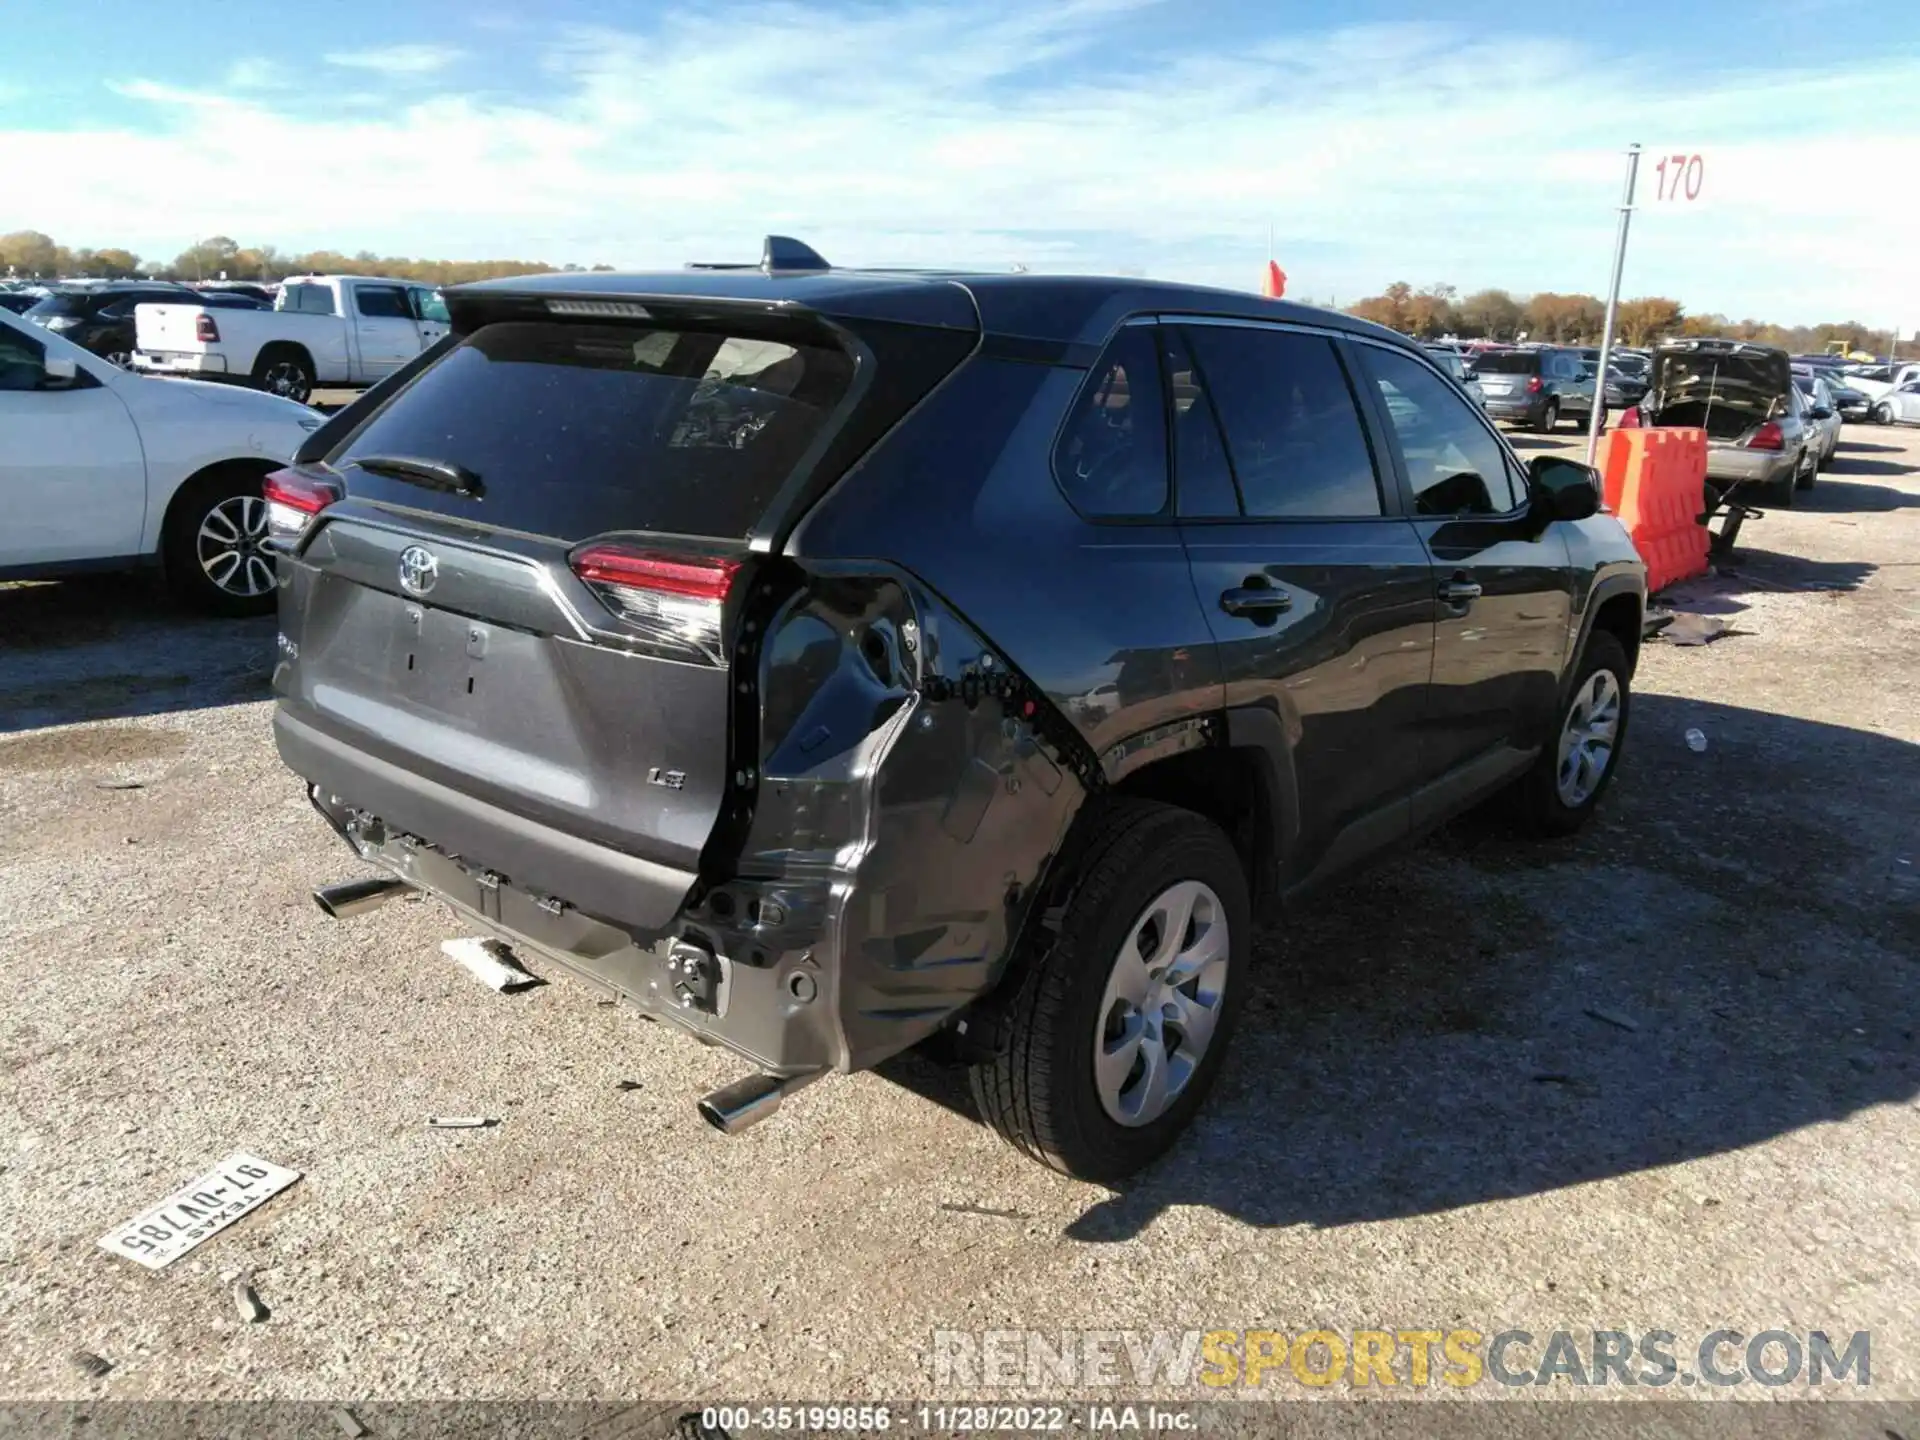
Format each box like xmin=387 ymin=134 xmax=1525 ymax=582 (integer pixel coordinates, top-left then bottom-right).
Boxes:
xmin=349 ymin=454 xmax=484 ymax=498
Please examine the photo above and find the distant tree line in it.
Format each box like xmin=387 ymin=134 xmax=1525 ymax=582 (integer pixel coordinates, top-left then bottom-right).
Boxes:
xmin=0 ymin=230 xmax=616 ymax=287
xmin=1343 ymin=280 xmax=1898 ymax=356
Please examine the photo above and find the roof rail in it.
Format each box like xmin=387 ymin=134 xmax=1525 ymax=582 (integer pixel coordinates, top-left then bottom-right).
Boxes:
xmin=687 ymin=235 xmax=831 ymax=275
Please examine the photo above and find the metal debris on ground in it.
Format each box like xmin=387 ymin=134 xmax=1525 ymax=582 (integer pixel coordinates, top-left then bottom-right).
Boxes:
xmin=1656 ymin=612 xmax=1734 ymax=647
xmin=614 ymin=1079 xmax=643 ymax=1092
xmin=94 ymin=779 xmax=145 ymax=791
xmin=426 ymin=1116 xmax=498 ymax=1129
xmin=96 ymin=1152 xmax=303 ymax=1271
xmin=938 ymin=1201 xmax=1028 ymax=1220
xmin=71 ymin=1350 xmax=113 ymax=1378
xmin=232 ymin=1274 xmax=270 ymax=1323
xmin=440 ymin=936 xmax=543 ymax=993
xmin=1585 ymin=1007 xmax=1641 ymax=1033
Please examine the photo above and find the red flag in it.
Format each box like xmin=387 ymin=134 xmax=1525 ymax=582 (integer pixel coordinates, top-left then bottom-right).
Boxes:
xmin=1262 ymin=259 xmax=1287 ymax=299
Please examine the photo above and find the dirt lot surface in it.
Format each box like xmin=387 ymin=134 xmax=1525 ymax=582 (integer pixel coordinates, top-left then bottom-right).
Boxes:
xmin=3 ymin=425 xmax=1917 ymax=1412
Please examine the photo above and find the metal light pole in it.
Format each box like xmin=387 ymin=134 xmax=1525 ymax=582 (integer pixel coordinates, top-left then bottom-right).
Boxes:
xmin=1586 ymin=143 xmax=1643 ymax=465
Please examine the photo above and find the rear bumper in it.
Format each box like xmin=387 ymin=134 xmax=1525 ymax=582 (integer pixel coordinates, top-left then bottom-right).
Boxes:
xmin=1705 ymin=446 xmax=1796 ymax=491
xmin=131 ymin=350 xmax=230 ymax=377
xmin=281 ymin=706 xmax=849 ymax=1075
xmin=1484 ymin=396 xmax=1545 ymax=424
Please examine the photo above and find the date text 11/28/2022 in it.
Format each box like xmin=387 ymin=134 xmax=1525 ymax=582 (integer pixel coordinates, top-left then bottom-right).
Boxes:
xmin=699 ymin=1406 xmax=1196 ymax=1432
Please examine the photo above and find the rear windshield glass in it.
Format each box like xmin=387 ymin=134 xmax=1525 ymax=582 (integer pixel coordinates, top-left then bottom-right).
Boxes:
xmin=1471 ymin=352 xmax=1537 ymax=374
xmin=23 ymin=292 xmax=96 ymax=319
xmin=333 ymin=321 xmax=855 ymax=540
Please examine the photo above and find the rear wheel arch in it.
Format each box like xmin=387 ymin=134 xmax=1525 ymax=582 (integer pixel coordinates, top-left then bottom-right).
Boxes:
xmin=252 ymin=342 xmax=317 ymax=399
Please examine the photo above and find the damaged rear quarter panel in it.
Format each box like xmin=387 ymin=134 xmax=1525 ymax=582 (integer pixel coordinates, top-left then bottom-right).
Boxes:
xmin=727 ymin=568 xmax=1085 ymax=1072
xmin=748 ymin=352 xmax=1225 ymax=1070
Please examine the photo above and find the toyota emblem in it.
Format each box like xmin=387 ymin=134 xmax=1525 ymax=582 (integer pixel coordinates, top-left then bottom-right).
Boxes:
xmin=398 ymin=545 xmax=439 ymax=596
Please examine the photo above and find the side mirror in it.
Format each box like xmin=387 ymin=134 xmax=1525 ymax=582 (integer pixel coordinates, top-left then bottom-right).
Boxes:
xmin=1810 ymin=406 xmax=1834 ymax=420
xmin=1528 ymin=455 xmax=1601 ymax=523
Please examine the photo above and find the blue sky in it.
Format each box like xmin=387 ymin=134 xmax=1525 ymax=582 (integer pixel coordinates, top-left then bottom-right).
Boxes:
xmin=3 ymin=0 xmax=1915 ymax=326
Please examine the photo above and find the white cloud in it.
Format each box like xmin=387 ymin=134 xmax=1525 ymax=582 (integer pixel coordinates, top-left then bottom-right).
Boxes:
xmin=7 ymin=4 xmax=1917 ymax=324
xmin=225 ymin=58 xmax=289 ymax=91
xmin=322 ymin=44 xmax=466 ymax=75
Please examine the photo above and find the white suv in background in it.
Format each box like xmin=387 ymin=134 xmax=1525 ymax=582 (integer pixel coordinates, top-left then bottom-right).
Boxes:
xmin=0 ymin=308 xmax=321 ymax=615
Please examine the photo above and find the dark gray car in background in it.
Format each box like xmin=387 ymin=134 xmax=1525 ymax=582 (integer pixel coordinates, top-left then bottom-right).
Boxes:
xmin=1472 ymin=346 xmax=1602 ymax=432
xmin=269 ymin=238 xmax=1647 ymax=1181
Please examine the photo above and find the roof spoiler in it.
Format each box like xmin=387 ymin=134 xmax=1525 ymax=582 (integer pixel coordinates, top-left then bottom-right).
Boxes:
xmin=687 ymin=235 xmax=831 ymax=275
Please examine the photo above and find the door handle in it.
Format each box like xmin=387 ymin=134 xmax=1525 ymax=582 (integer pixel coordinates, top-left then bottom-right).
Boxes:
xmin=1437 ymin=578 xmax=1483 ymax=606
xmin=1220 ymin=586 xmax=1293 ymax=618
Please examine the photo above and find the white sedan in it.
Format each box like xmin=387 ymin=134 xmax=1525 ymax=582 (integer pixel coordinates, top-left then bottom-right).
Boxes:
xmin=1873 ymin=374 xmax=1920 ymax=428
xmin=0 ymin=307 xmax=322 ymax=615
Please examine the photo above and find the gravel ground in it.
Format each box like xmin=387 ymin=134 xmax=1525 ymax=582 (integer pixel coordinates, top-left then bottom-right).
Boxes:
xmin=2 ymin=426 xmax=1917 ymax=1413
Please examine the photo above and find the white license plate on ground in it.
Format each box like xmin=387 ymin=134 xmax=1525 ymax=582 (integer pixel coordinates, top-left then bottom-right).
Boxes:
xmin=97 ymin=1152 xmax=302 ymax=1270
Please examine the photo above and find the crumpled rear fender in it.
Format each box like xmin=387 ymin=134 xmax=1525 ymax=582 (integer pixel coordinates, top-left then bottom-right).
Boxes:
xmin=686 ymin=562 xmax=1091 ymax=1073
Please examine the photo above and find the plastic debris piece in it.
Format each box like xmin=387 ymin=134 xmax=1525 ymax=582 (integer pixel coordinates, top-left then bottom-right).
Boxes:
xmin=72 ymin=1350 xmax=113 ymax=1379
xmin=440 ymin=936 xmax=542 ymax=993
xmin=332 ymin=1408 xmax=370 ymax=1438
xmin=614 ymin=1080 xmax=643 ymax=1092
xmin=233 ymin=1275 xmax=270 ymax=1323
xmin=426 ymin=1116 xmax=497 ymax=1129
xmin=95 ymin=780 xmax=145 ymax=791
xmin=1684 ymin=728 xmax=1708 ymax=752
xmin=1585 ymin=1007 xmax=1640 ymax=1033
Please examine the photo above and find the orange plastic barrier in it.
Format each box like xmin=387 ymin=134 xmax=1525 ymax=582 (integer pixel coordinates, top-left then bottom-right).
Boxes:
xmin=1590 ymin=427 xmax=1710 ymax=594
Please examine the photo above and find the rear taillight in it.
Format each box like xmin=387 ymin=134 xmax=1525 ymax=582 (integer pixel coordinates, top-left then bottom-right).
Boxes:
xmin=196 ymin=313 xmax=220 ymax=343
xmin=1619 ymin=407 xmax=1642 ymax=428
xmin=1745 ymin=421 xmax=1784 ymax=452
xmin=1525 ymin=376 xmax=1543 ymax=394
xmin=263 ymin=467 xmax=343 ymax=543
xmin=569 ymin=544 xmax=742 ymax=666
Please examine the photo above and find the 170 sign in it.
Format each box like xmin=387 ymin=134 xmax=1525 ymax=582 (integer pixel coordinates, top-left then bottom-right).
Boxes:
xmin=1653 ymin=153 xmax=1704 ymax=201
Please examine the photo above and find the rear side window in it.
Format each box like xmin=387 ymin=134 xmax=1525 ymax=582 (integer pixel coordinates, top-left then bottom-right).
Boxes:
xmin=281 ymin=284 xmax=338 ymax=315
xmin=334 ymin=321 xmax=855 ymax=540
xmin=1182 ymin=326 xmax=1383 ymax=518
xmin=354 ymin=285 xmax=411 ymax=319
xmin=1052 ymin=326 xmax=1169 ymax=518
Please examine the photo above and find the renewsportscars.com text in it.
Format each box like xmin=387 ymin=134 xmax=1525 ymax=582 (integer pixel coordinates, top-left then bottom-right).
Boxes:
xmin=932 ymin=1328 xmax=1871 ymax=1390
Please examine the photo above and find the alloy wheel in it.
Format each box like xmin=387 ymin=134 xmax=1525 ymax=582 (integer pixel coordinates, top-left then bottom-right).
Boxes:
xmin=196 ymin=494 xmax=276 ymax=599
xmin=262 ymin=362 xmax=311 ymax=403
xmin=1093 ymin=879 xmax=1230 ymax=1128
xmin=1556 ymin=668 xmax=1622 ymax=807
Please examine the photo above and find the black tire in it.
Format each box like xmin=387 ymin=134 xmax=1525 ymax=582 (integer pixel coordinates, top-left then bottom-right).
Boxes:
xmin=161 ymin=466 xmax=278 ymax=617
xmin=1773 ymin=463 xmax=1799 ymax=507
xmin=1536 ymin=400 xmax=1560 ymax=434
xmin=968 ymin=799 xmax=1250 ymax=1184
xmin=1509 ymin=629 xmax=1632 ymax=837
xmin=1797 ymin=451 xmax=1818 ymax=489
xmin=252 ymin=345 xmax=315 ymax=405
xmin=1875 ymin=402 xmax=1895 ymax=426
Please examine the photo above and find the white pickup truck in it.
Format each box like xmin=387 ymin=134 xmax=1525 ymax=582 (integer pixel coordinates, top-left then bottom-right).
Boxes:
xmin=131 ymin=275 xmax=450 ymax=405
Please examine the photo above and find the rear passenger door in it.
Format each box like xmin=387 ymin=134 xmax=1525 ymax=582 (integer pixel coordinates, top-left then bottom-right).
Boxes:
xmin=1348 ymin=341 xmax=1572 ymax=821
xmin=348 ymin=283 xmax=422 ymax=380
xmin=1168 ymin=320 xmax=1437 ymax=886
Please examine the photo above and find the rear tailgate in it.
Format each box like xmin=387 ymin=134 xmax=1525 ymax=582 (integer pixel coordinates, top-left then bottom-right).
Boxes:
xmin=275 ymin=303 xmax=971 ymax=934
xmin=136 ymin=303 xmax=212 ymax=355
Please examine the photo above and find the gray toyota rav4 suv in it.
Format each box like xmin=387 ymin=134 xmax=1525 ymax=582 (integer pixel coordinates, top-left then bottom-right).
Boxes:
xmin=270 ymin=238 xmax=1647 ymax=1181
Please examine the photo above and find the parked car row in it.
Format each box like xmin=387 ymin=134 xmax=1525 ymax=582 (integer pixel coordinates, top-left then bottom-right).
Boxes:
xmin=0 ymin=306 xmax=321 ymax=612
xmin=130 ymin=274 xmax=451 ymax=403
